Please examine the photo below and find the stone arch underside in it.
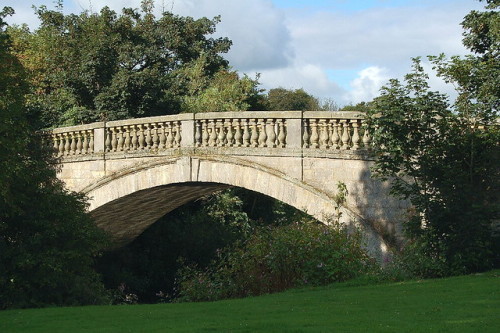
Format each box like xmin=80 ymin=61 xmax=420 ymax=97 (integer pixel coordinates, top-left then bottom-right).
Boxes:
xmin=84 ymin=155 xmax=387 ymax=257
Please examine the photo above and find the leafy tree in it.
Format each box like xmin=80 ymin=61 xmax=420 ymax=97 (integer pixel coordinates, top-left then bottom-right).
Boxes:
xmin=368 ymin=0 xmax=499 ymax=276
xmin=341 ymin=101 xmax=373 ymax=112
xmin=264 ymin=87 xmax=321 ymax=111
xmin=177 ymin=55 xmax=262 ymax=113
xmin=9 ymin=0 xmax=233 ymax=127
xmin=0 ymin=8 xmax=109 ymax=309
xmin=319 ymin=97 xmax=341 ymax=111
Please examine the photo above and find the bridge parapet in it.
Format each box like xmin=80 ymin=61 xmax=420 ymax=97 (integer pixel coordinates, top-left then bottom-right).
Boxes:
xmin=44 ymin=111 xmax=372 ymax=160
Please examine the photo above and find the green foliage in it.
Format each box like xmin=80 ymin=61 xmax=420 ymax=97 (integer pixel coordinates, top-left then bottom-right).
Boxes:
xmin=264 ymin=87 xmax=321 ymax=111
xmin=368 ymin=0 xmax=499 ymax=276
xmin=177 ymin=55 xmax=263 ymax=112
xmin=0 ymin=9 xmax=110 ymax=309
xmin=96 ymin=190 xmax=252 ymax=303
xmin=9 ymin=1 xmax=233 ymax=127
xmin=95 ymin=188 xmax=309 ymax=303
xmin=341 ymin=101 xmax=374 ymax=112
xmin=381 ymin=240 xmax=454 ymax=281
xmin=176 ymin=220 xmax=373 ymax=302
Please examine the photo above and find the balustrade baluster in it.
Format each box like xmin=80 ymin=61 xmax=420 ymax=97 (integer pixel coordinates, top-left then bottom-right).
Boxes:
xmin=310 ymin=119 xmax=319 ymax=148
xmin=70 ymin=132 xmax=77 ymax=155
xmin=64 ymin=133 xmax=71 ymax=155
xmin=302 ymin=120 xmax=310 ymax=148
xmin=243 ymin=119 xmax=250 ymax=147
xmin=164 ymin=123 xmax=171 ymax=148
xmin=82 ymin=130 xmax=88 ymax=154
xmin=266 ymin=119 xmax=276 ymax=148
xmin=277 ymin=119 xmax=286 ymax=147
xmin=217 ymin=120 xmax=225 ymax=146
xmin=250 ymin=119 xmax=259 ymax=147
xmin=174 ymin=121 xmax=181 ymax=147
xmin=158 ymin=123 xmax=166 ymax=149
xmin=53 ymin=134 xmax=60 ymax=156
xmin=341 ymin=121 xmax=350 ymax=150
xmin=131 ymin=125 xmax=138 ymax=150
xmin=258 ymin=119 xmax=267 ymax=147
xmin=195 ymin=121 xmax=202 ymax=147
xmin=226 ymin=119 xmax=234 ymax=146
xmin=234 ymin=119 xmax=242 ymax=147
xmin=75 ymin=131 xmax=82 ymax=154
xmin=138 ymin=124 xmax=145 ymax=149
xmin=111 ymin=128 xmax=118 ymax=152
xmin=331 ymin=120 xmax=340 ymax=149
xmin=58 ymin=133 xmax=64 ymax=156
xmin=152 ymin=123 xmax=159 ymax=149
xmin=164 ymin=122 xmax=174 ymax=148
xmin=201 ymin=120 xmax=209 ymax=147
xmin=351 ymin=120 xmax=360 ymax=150
xmin=104 ymin=129 xmax=111 ymax=152
xmin=319 ymin=119 xmax=329 ymax=149
xmin=170 ymin=123 xmax=177 ymax=147
xmin=327 ymin=120 xmax=333 ymax=148
xmin=123 ymin=126 xmax=131 ymax=151
xmin=117 ymin=126 xmax=124 ymax=152
xmin=208 ymin=120 xmax=217 ymax=147
xmin=144 ymin=123 xmax=151 ymax=149
xmin=88 ymin=130 xmax=94 ymax=153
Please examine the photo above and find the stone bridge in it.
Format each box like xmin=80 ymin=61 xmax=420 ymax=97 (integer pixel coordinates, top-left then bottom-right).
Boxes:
xmin=47 ymin=111 xmax=407 ymax=258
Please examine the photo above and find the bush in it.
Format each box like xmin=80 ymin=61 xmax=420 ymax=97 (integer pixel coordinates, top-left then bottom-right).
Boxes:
xmin=379 ymin=240 xmax=457 ymax=282
xmin=175 ymin=220 xmax=375 ymax=302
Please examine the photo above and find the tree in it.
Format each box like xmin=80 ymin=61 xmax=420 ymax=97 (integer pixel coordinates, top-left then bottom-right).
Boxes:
xmin=367 ymin=0 xmax=499 ymax=275
xmin=341 ymin=101 xmax=373 ymax=112
xmin=176 ymin=55 xmax=262 ymax=113
xmin=9 ymin=0 xmax=233 ymax=127
xmin=0 ymin=8 xmax=109 ymax=309
xmin=264 ymin=87 xmax=321 ymax=111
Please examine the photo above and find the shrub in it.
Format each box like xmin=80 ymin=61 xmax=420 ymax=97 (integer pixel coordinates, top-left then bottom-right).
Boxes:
xmin=175 ymin=220 xmax=375 ymax=302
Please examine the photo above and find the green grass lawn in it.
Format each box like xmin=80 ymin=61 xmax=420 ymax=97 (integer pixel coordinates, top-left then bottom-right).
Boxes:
xmin=1 ymin=270 xmax=498 ymax=332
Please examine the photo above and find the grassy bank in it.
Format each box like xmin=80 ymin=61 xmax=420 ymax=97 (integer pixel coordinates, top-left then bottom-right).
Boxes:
xmin=1 ymin=270 xmax=498 ymax=332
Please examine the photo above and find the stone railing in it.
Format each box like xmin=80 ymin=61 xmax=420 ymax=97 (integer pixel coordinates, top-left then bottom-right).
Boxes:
xmin=44 ymin=111 xmax=371 ymax=159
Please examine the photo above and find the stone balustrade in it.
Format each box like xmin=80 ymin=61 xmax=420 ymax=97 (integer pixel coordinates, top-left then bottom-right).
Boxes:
xmin=44 ymin=111 xmax=371 ymax=159
xmin=302 ymin=111 xmax=368 ymax=150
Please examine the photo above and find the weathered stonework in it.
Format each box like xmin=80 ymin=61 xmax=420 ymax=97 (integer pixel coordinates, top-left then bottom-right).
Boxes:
xmin=49 ymin=111 xmax=408 ymax=259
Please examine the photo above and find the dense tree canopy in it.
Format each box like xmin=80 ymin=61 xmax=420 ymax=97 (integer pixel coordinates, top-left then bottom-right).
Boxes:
xmin=0 ymin=7 xmax=109 ymax=309
xmin=368 ymin=0 xmax=499 ymax=275
xmin=264 ymin=87 xmax=322 ymax=111
xmin=8 ymin=0 xmax=261 ymax=127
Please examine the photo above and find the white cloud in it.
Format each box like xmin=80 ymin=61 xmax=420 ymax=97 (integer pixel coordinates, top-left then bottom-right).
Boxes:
xmin=257 ymin=63 xmax=345 ymax=98
xmin=171 ymin=0 xmax=294 ymax=70
xmin=346 ymin=66 xmax=389 ymax=103
xmin=286 ymin=2 xmax=479 ymax=71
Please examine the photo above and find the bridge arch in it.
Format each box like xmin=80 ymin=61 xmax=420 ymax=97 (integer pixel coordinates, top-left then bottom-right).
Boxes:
xmin=84 ymin=155 xmax=353 ymax=246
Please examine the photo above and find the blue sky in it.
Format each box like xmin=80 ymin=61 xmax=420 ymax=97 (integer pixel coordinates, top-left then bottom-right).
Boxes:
xmin=3 ymin=0 xmax=485 ymax=105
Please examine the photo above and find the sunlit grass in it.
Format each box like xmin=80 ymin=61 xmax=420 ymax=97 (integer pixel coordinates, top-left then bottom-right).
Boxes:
xmin=1 ymin=270 xmax=498 ymax=332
